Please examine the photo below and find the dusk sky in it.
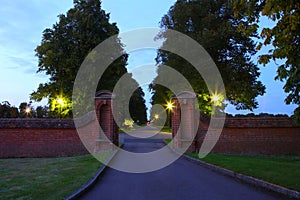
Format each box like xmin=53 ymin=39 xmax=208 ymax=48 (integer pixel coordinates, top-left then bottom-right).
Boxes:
xmin=0 ymin=0 xmax=297 ymax=116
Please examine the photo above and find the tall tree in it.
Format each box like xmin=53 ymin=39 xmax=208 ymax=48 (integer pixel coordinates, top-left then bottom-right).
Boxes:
xmin=32 ymin=0 xmax=122 ymax=117
xmin=129 ymin=87 xmax=148 ymax=125
xmin=231 ymin=0 xmax=300 ymax=120
xmin=151 ymin=0 xmax=265 ymax=114
xmin=113 ymin=72 xmax=148 ymax=126
xmin=32 ymin=0 xmax=147 ymax=122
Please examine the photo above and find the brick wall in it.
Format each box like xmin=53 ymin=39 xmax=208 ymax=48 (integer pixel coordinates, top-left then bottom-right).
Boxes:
xmin=0 ymin=92 xmax=118 ymax=158
xmin=196 ymin=116 xmax=300 ymax=155
xmin=0 ymin=118 xmax=89 ymax=158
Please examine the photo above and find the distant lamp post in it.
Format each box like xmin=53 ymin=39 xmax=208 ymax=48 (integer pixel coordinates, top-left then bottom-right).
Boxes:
xmin=25 ymin=107 xmax=31 ymax=117
xmin=166 ymin=101 xmax=174 ymax=129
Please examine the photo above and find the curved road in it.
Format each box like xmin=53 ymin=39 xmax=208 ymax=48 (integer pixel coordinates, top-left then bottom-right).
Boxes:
xmin=78 ymin=126 xmax=285 ymax=200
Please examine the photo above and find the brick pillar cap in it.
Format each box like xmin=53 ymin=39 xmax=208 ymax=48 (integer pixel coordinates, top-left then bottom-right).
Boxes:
xmin=95 ymin=90 xmax=115 ymax=99
xmin=173 ymin=91 xmax=196 ymax=99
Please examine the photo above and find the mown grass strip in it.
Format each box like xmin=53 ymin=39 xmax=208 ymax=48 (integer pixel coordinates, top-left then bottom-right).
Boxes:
xmin=186 ymin=153 xmax=300 ymax=192
xmin=160 ymin=126 xmax=172 ymax=133
xmin=0 ymin=154 xmax=102 ymax=199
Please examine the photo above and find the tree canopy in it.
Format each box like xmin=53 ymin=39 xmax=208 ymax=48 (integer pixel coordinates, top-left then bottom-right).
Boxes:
xmin=231 ymin=0 xmax=300 ymax=120
xmin=130 ymin=87 xmax=148 ymax=125
xmin=32 ymin=0 xmax=147 ymax=122
xmin=151 ymin=0 xmax=265 ymax=114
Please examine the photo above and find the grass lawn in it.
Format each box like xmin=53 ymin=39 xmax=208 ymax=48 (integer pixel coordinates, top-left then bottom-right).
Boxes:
xmin=165 ymin=138 xmax=172 ymax=143
xmin=154 ymin=126 xmax=172 ymax=133
xmin=118 ymin=127 xmax=135 ymax=133
xmin=161 ymin=126 xmax=172 ymax=133
xmin=186 ymin=153 xmax=300 ymax=192
xmin=0 ymin=154 xmax=102 ymax=199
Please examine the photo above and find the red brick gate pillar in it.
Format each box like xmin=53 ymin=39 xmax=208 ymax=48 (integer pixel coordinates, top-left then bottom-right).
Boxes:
xmin=94 ymin=90 xmax=118 ymax=152
xmin=172 ymin=91 xmax=197 ymax=153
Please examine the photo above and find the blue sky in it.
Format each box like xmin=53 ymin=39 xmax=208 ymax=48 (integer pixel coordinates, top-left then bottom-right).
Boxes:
xmin=0 ymin=0 xmax=297 ymax=116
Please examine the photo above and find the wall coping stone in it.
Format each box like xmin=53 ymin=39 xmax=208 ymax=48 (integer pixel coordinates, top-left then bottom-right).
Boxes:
xmin=0 ymin=118 xmax=75 ymax=129
xmin=0 ymin=111 xmax=96 ymax=129
xmin=200 ymin=113 xmax=300 ymax=128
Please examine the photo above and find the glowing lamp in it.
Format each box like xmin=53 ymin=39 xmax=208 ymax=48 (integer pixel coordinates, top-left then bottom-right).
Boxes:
xmin=25 ymin=107 xmax=31 ymax=114
xmin=211 ymin=94 xmax=220 ymax=102
xmin=166 ymin=102 xmax=173 ymax=110
xmin=57 ymin=98 xmax=64 ymax=106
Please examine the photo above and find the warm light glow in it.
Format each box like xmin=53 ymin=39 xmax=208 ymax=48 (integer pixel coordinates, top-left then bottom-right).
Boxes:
xmin=166 ymin=102 xmax=174 ymax=110
xmin=210 ymin=92 xmax=224 ymax=107
xmin=57 ymin=98 xmax=64 ymax=106
xmin=154 ymin=114 xmax=159 ymax=119
xmin=25 ymin=107 xmax=31 ymax=114
xmin=211 ymin=94 xmax=220 ymax=102
xmin=50 ymin=95 xmax=70 ymax=118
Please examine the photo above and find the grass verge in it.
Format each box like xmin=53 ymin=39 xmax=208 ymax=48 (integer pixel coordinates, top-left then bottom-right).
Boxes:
xmin=165 ymin=138 xmax=172 ymax=144
xmin=153 ymin=126 xmax=171 ymax=133
xmin=186 ymin=153 xmax=300 ymax=192
xmin=0 ymin=154 xmax=102 ymax=199
xmin=161 ymin=126 xmax=172 ymax=133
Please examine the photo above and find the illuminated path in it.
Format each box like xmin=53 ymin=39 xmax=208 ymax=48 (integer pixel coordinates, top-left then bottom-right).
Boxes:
xmin=79 ymin=126 xmax=284 ymax=200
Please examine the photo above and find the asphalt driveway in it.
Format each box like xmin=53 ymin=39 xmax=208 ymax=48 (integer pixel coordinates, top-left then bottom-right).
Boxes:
xmin=78 ymin=126 xmax=285 ymax=200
